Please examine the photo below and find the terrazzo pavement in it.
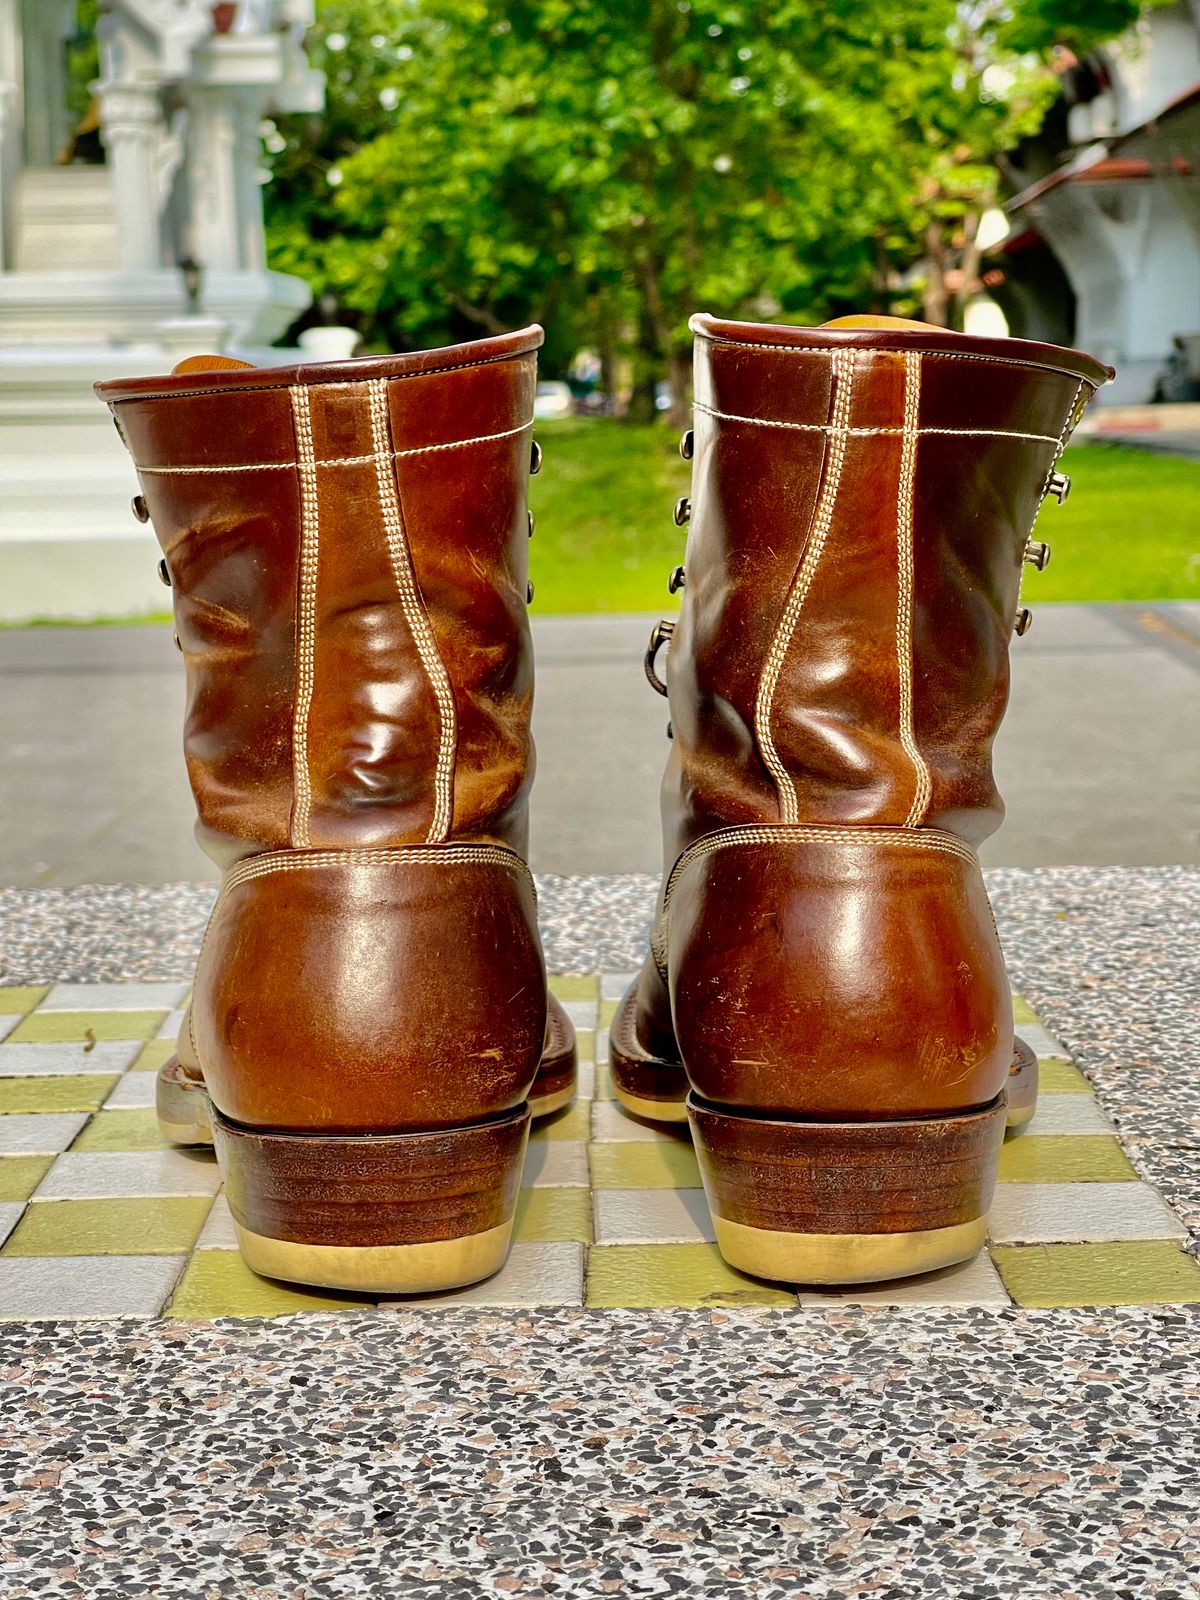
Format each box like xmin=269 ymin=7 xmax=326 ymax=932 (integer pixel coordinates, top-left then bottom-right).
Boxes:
xmin=0 ymin=865 xmax=1198 ymax=1595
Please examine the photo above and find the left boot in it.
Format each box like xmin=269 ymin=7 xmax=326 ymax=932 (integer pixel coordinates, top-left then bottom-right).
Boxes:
xmin=613 ymin=313 xmax=1111 ymax=1283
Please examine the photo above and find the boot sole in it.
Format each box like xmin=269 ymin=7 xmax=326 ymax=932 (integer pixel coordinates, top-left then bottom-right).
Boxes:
xmin=156 ymin=1007 xmax=575 ymax=1294
xmin=690 ymin=1093 xmax=1007 ymax=1285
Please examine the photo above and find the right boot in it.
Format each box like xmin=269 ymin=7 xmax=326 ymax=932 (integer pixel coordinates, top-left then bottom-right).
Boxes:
xmin=613 ymin=314 xmax=1111 ymax=1284
xmin=97 ymin=328 xmax=575 ymax=1295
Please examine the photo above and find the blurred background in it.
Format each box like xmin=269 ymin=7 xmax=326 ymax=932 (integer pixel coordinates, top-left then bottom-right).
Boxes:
xmin=0 ymin=0 xmax=1197 ymax=881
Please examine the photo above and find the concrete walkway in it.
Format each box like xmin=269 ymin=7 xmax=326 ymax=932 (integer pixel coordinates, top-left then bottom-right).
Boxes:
xmin=0 ymin=603 xmax=1197 ymax=886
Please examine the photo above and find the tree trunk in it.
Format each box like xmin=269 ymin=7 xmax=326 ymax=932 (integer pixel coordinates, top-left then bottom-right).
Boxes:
xmin=921 ymin=221 xmax=951 ymax=328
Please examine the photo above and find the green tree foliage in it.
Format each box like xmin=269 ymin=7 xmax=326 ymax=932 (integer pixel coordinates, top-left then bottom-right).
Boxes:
xmin=263 ymin=0 xmax=1149 ymax=413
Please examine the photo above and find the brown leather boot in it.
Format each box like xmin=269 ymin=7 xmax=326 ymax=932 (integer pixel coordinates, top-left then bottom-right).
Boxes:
xmin=97 ymin=329 xmax=575 ymax=1294
xmin=612 ymin=314 xmax=1111 ymax=1285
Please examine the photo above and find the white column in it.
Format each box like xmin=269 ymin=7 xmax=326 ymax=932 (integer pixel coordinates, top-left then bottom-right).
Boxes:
xmin=97 ymin=81 xmax=164 ymax=271
xmin=185 ymin=86 xmax=240 ymax=272
xmin=231 ymin=89 xmax=267 ymax=271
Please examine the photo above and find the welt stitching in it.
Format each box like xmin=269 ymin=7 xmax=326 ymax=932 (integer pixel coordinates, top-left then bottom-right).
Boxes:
xmin=753 ymin=347 xmax=855 ymax=824
xmin=691 ymin=401 xmax=1060 ymax=446
xmin=897 ymin=352 xmax=932 ymax=828
xmin=106 ymin=349 xmax=536 ymax=404
xmin=367 ymin=378 xmax=458 ymax=843
xmin=288 ymin=385 xmax=319 ymax=849
xmin=694 ymin=333 xmax=1105 ymax=387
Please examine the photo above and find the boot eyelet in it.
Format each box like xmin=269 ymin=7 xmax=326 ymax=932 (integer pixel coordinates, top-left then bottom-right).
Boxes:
xmin=668 ymin=565 xmax=686 ymax=594
xmin=673 ymin=496 xmax=690 ymax=527
xmin=644 ymin=618 xmax=674 ymax=696
xmin=1047 ymin=471 xmax=1071 ymax=504
xmin=527 ymin=509 xmax=535 ymax=538
xmin=530 ymin=439 xmax=542 ymax=476
xmin=526 ymin=579 xmax=535 ymax=605
xmin=680 ymin=430 xmax=694 ymax=461
xmin=172 ymin=630 xmax=183 ymax=652
xmin=1024 ymin=539 xmax=1050 ymax=571
xmin=132 ymin=494 xmax=151 ymax=524
xmin=1014 ymin=607 xmax=1033 ymax=636
xmin=157 ymin=558 xmax=172 ymax=587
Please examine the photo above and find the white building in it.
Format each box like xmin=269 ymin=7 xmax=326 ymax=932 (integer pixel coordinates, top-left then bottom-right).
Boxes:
xmin=0 ymin=0 xmax=323 ymax=621
xmin=996 ymin=0 xmax=1200 ymax=404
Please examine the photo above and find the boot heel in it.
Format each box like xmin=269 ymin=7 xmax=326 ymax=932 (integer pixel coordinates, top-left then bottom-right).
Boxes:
xmin=212 ymin=1104 xmax=530 ymax=1295
xmin=689 ymin=1094 xmax=1006 ymax=1285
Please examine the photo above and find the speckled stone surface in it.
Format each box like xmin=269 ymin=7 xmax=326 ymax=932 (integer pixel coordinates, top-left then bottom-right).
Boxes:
xmin=1 ymin=1306 xmax=1198 ymax=1597
xmin=1 ymin=867 xmax=1198 ymax=1595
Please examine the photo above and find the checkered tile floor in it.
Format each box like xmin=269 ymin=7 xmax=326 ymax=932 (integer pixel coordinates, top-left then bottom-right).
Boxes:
xmin=1 ymin=976 xmax=1196 ymax=1319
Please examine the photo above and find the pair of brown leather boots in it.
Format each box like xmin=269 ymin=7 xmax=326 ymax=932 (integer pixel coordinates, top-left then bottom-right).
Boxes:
xmin=98 ymin=314 xmax=1110 ymax=1295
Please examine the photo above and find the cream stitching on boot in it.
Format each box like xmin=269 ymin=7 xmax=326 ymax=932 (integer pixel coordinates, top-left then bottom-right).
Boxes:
xmin=134 ymin=419 xmax=534 ymax=475
xmin=289 ymin=385 xmax=320 ymax=848
xmin=221 ymin=844 xmax=532 ymax=900
xmin=367 ymin=378 xmax=458 ymax=843
xmin=897 ymin=352 xmax=932 ymax=828
xmin=649 ymin=823 xmax=979 ymax=971
xmin=692 ymin=400 xmax=1061 ymax=447
xmin=753 ymin=347 xmax=856 ymax=824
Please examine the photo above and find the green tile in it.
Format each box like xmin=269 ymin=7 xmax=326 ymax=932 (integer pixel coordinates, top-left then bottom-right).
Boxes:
xmin=593 ymin=1063 xmax=617 ymax=1102
xmin=548 ymin=975 xmax=598 ymax=1001
xmin=1036 ymin=1058 xmax=1092 ymax=1094
xmin=512 ymin=1186 xmax=592 ymax=1243
xmin=529 ymin=1101 xmax=591 ymax=1142
xmin=586 ymin=1243 xmax=794 ymax=1308
xmin=0 ymin=1076 xmax=119 ymax=1114
xmin=599 ymin=999 xmax=619 ymax=1027
xmin=132 ymin=1039 xmax=176 ymax=1073
xmin=0 ymin=1155 xmax=53 ymax=1202
xmin=997 ymin=1134 xmax=1136 ymax=1184
xmin=0 ymin=987 xmax=50 ymax=1016
xmin=574 ymin=1029 xmax=595 ymax=1064
xmin=4 ymin=1196 xmax=213 ymax=1256
xmin=1012 ymin=996 xmax=1041 ymax=1026
xmin=72 ymin=1109 xmax=169 ymax=1152
xmin=993 ymin=1241 xmax=1200 ymax=1308
xmin=165 ymin=1250 xmax=366 ymax=1319
xmin=8 ymin=1010 xmax=167 ymax=1045
xmin=589 ymin=1140 xmax=701 ymax=1190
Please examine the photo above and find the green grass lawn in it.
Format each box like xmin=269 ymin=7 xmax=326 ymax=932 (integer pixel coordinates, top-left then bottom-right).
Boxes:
xmin=529 ymin=423 xmax=1200 ymax=612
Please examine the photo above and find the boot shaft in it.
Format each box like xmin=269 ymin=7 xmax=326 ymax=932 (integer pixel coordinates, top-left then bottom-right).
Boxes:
xmin=664 ymin=317 xmax=1112 ymax=854
xmin=97 ymin=330 xmax=542 ymax=866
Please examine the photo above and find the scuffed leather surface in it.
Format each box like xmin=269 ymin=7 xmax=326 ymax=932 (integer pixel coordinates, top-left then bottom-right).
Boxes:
xmin=192 ymin=857 xmax=545 ymax=1133
xmin=668 ymin=834 xmax=1012 ymax=1118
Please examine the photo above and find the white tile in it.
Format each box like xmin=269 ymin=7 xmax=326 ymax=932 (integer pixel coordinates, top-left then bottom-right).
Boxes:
xmin=0 ymin=1114 xmax=89 ymax=1154
xmin=156 ymin=1009 xmax=188 ymax=1042
xmin=382 ymin=1242 xmax=585 ymax=1309
xmin=591 ymin=1099 xmax=681 ymax=1143
xmin=0 ymin=1255 xmax=184 ymax=1320
xmin=0 ymin=1041 xmax=144 ymax=1076
xmin=594 ymin=1188 xmax=714 ymax=1245
xmin=1018 ymin=1024 xmax=1069 ymax=1060
xmin=102 ymin=1073 xmax=160 ymax=1110
xmin=596 ymin=1028 xmax=610 ymax=1063
xmin=194 ymin=1192 xmax=239 ymax=1250
xmin=600 ymin=972 xmax=638 ymax=1002
xmin=574 ymin=1060 xmax=595 ymax=1099
xmin=41 ymin=982 xmax=190 ymax=1012
xmin=33 ymin=1149 xmax=221 ymax=1200
xmin=520 ymin=1140 xmax=588 ymax=1188
xmin=560 ymin=999 xmax=598 ymax=1030
xmin=988 ymin=1182 xmax=1185 ymax=1244
xmin=796 ymin=1250 xmax=1011 ymax=1308
xmin=0 ymin=1203 xmax=23 ymax=1248
xmin=0 ymin=1015 xmax=19 ymax=1043
xmin=1022 ymin=1094 xmax=1113 ymax=1135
